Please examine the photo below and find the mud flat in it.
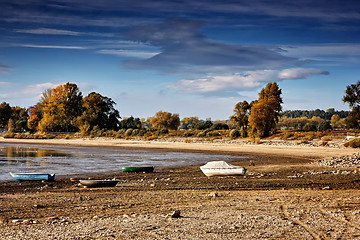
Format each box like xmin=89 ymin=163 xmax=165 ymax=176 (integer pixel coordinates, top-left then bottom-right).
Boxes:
xmin=1 ymin=137 xmax=360 ymax=239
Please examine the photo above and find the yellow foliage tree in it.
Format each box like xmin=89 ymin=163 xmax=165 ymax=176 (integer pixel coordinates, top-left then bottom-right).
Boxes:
xmin=248 ymin=82 xmax=282 ymax=138
xmin=38 ymin=83 xmax=82 ymax=132
xmin=149 ymin=111 xmax=180 ymax=130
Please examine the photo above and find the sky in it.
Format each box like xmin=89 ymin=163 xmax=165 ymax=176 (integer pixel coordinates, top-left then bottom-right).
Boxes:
xmin=0 ymin=0 xmax=359 ymax=120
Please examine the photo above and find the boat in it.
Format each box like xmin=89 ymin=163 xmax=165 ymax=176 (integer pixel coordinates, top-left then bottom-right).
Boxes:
xmin=9 ymin=172 xmax=55 ymax=182
xmin=200 ymin=161 xmax=247 ymax=177
xmin=79 ymin=179 xmax=119 ymax=188
xmin=121 ymin=166 xmax=154 ymax=173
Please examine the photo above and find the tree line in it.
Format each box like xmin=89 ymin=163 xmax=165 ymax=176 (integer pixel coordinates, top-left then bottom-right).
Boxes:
xmin=0 ymin=81 xmax=359 ymax=138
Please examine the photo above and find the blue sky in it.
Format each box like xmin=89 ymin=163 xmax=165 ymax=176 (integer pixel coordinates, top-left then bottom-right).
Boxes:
xmin=0 ymin=0 xmax=359 ymax=120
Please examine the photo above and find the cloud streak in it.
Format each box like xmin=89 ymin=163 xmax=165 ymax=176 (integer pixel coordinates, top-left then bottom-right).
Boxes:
xmin=123 ymin=18 xmax=299 ymax=74
xmin=169 ymin=68 xmax=329 ymax=96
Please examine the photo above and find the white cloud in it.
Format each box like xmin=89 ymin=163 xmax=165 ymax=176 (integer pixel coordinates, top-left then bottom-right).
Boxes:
xmin=0 ymin=81 xmax=13 ymax=87
xmin=97 ymin=49 xmax=160 ymax=58
xmin=278 ymin=68 xmax=329 ymax=79
xmin=15 ymin=28 xmax=81 ymax=35
xmin=169 ymin=68 xmax=329 ymax=95
xmin=20 ymin=44 xmax=86 ymax=50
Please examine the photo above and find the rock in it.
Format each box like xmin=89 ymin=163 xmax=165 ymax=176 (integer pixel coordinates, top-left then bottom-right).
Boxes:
xmin=171 ymin=210 xmax=181 ymax=218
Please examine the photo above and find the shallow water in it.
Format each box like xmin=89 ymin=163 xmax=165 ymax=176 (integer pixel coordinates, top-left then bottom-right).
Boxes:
xmin=0 ymin=143 xmax=247 ymax=181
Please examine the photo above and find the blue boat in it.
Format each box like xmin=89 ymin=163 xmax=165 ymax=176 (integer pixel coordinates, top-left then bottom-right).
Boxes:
xmin=9 ymin=172 xmax=55 ymax=182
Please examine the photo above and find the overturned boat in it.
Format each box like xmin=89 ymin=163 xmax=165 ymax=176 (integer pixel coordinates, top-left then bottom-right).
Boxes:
xmin=9 ymin=172 xmax=55 ymax=182
xmin=200 ymin=161 xmax=246 ymax=177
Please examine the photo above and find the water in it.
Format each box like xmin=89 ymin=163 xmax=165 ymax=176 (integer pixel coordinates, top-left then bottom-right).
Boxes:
xmin=0 ymin=143 xmax=247 ymax=181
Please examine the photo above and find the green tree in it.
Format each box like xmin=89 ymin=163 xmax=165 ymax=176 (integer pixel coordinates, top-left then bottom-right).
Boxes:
xmin=11 ymin=106 xmax=28 ymax=132
xmin=119 ymin=116 xmax=141 ymax=129
xmin=343 ymin=80 xmax=360 ymax=129
xmin=149 ymin=111 xmax=180 ymax=130
xmin=74 ymin=92 xmax=120 ymax=134
xmin=229 ymin=101 xmax=251 ymax=131
xmin=0 ymin=102 xmax=12 ymax=128
xmin=248 ymin=82 xmax=283 ymax=138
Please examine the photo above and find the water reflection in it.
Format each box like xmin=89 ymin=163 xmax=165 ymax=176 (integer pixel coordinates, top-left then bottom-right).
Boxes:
xmin=0 ymin=144 xmax=247 ymax=181
xmin=0 ymin=146 xmax=70 ymax=167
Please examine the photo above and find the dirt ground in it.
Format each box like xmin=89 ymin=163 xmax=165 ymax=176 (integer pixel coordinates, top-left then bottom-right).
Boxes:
xmin=1 ymin=139 xmax=360 ymax=239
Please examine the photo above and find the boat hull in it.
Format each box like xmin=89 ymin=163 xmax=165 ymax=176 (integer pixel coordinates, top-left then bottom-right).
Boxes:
xmin=79 ymin=180 xmax=119 ymax=188
xmin=121 ymin=166 xmax=154 ymax=173
xmin=9 ymin=173 xmax=55 ymax=182
xmin=200 ymin=161 xmax=246 ymax=177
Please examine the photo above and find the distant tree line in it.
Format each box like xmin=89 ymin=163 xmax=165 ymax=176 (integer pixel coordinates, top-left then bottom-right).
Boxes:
xmin=1 ymin=81 xmax=360 ymax=139
xmin=281 ymin=109 xmax=349 ymax=120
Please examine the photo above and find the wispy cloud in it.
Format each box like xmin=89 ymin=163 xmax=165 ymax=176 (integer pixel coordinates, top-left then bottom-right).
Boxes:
xmin=15 ymin=28 xmax=81 ymax=35
xmin=122 ymin=18 xmax=299 ymax=74
xmin=169 ymin=68 xmax=329 ymax=96
xmin=0 ymin=62 xmax=11 ymax=75
xmin=0 ymin=81 xmax=13 ymax=87
xmin=20 ymin=44 xmax=87 ymax=50
xmin=97 ymin=49 xmax=160 ymax=58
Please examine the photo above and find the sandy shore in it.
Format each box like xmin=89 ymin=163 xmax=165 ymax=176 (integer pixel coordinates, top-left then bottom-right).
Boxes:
xmin=1 ymin=137 xmax=360 ymax=239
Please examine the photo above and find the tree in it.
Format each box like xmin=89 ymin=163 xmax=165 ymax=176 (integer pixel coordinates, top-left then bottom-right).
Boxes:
xmin=229 ymin=101 xmax=251 ymax=131
xmin=0 ymin=102 xmax=12 ymax=128
xmin=74 ymin=92 xmax=120 ymax=134
xmin=11 ymin=106 xmax=28 ymax=132
xmin=149 ymin=111 xmax=180 ymax=130
xmin=181 ymin=117 xmax=199 ymax=130
xmin=27 ymin=104 xmax=42 ymax=132
xmin=248 ymin=82 xmax=283 ymax=138
xmin=343 ymin=80 xmax=360 ymax=129
xmin=38 ymin=83 xmax=83 ymax=132
xmin=119 ymin=116 xmax=141 ymax=129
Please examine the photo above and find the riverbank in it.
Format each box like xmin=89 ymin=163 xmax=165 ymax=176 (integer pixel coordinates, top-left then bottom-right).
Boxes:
xmin=1 ymin=137 xmax=360 ymax=239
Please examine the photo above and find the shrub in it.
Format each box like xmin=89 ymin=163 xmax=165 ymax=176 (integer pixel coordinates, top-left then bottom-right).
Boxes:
xmin=197 ymin=129 xmax=210 ymax=137
xmin=344 ymin=138 xmax=360 ymax=148
xmin=229 ymin=129 xmax=240 ymax=138
xmin=125 ymin=128 xmax=133 ymax=136
xmin=157 ymin=128 xmax=169 ymax=135
xmin=132 ymin=129 xmax=140 ymax=135
xmin=207 ymin=131 xmax=221 ymax=137
xmin=3 ymin=132 xmax=15 ymax=138
xmin=183 ymin=131 xmax=195 ymax=137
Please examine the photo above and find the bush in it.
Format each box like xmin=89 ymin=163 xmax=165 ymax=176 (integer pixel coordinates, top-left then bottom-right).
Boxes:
xmin=125 ymin=128 xmax=133 ymax=136
xmin=132 ymin=129 xmax=140 ymax=135
xmin=229 ymin=129 xmax=240 ymax=138
xmin=207 ymin=131 xmax=221 ymax=137
xmin=183 ymin=131 xmax=195 ymax=137
xmin=197 ymin=129 xmax=210 ymax=137
xmin=3 ymin=132 xmax=15 ymax=138
xmin=344 ymin=138 xmax=360 ymax=148
xmin=157 ymin=128 xmax=169 ymax=135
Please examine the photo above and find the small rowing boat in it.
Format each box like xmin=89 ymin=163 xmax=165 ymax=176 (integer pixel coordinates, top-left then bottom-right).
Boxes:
xmin=200 ymin=161 xmax=246 ymax=177
xmin=79 ymin=179 xmax=119 ymax=188
xmin=9 ymin=172 xmax=55 ymax=182
xmin=121 ymin=166 xmax=154 ymax=173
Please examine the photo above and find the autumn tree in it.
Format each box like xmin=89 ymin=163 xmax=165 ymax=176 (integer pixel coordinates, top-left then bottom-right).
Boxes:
xmin=343 ymin=80 xmax=360 ymax=129
xmin=74 ymin=92 xmax=120 ymax=134
xmin=230 ymin=101 xmax=251 ymax=133
xmin=149 ymin=111 xmax=180 ymax=130
xmin=38 ymin=83 xmax=83 ymax=132
xmin=27 ymin=104 xmax=42 ymax=132
xmin=248 ymin=82 xmax=283 ymax=138
xmin=181 ymin=117 xmax=199 ymax=130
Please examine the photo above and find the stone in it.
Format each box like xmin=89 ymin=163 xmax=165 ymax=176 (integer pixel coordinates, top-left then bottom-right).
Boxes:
xmin=171 ymin=210 xmax=181 ymax=218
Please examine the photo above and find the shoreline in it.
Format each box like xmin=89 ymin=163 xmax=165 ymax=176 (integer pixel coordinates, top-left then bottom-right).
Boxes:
xmin=1 ymin=136 xmax=359 ymax=160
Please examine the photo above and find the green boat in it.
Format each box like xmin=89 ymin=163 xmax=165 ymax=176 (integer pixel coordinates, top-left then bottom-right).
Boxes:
xmin=121 ymin=166 xmax=154 ymax=173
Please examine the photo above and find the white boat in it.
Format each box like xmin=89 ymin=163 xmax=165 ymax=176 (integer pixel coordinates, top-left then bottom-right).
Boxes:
xmin=200 ymin=161 xmax=246 ymax=177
